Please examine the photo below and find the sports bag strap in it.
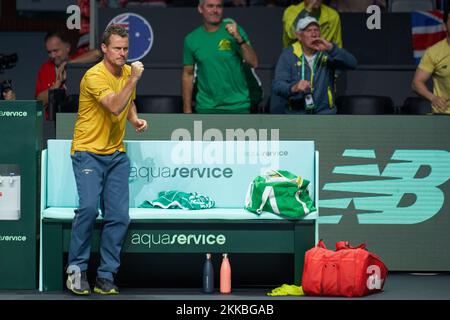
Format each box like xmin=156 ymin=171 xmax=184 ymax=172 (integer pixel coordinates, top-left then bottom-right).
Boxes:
xmin=295 ymin=189 xmax=310 ymax=214
xmin=257 ymin=186 xmax=280 ymax=215
xmin=336 ymin=241 xmax=366 ymax=250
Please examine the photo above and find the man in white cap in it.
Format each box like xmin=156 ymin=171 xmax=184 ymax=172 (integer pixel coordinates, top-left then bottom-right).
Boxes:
xmin=271 ymin=16 xmax=357 ymax=114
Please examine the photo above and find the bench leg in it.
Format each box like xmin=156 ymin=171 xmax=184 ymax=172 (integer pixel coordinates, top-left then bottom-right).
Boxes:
xmin=293 ymin=223 xmax=315 ymax=285
xmin=42 ymin=223 xmax=64 ymax=291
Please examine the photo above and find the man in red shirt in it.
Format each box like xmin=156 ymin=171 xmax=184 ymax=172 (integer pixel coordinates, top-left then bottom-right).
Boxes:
xmin=35 ymin=31 xmax=101 ymax=119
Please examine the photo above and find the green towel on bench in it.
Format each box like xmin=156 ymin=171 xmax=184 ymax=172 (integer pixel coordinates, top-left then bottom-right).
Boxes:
xmin=139 ymin=190 xmax=215 ymax=210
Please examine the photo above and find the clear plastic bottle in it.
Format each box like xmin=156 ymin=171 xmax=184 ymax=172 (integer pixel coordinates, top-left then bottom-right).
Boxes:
xmin=220 ymin=253 xmax=231 ymax=294
xmin=203 ymin=253 xmax=214 ymax=293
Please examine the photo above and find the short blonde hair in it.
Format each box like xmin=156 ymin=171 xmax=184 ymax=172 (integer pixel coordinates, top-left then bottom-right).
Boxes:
xmin=102 ymin=25 xmax=128 ymax=45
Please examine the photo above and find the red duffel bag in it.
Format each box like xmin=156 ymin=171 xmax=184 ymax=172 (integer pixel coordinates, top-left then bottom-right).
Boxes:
xmin=302 ymin=240 xmax=388 ymax=297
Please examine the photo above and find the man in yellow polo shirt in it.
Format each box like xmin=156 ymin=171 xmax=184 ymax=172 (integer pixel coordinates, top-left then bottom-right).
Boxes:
xmin=412 ymin=6 xmax=450 ymax=114
xmin=66 ymin=24 xmax=148 ymax=295
xmin=282 ymin=0 xmax=342 ymax=49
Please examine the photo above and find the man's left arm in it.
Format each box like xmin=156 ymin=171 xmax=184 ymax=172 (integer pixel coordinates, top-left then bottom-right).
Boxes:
xmin=237 ymin=39 xmax=258 ymax=68
xmin=225 ymin=23 xmax=258 ymax=68
xmin=127 ymin=101 xmax=148 ymax=133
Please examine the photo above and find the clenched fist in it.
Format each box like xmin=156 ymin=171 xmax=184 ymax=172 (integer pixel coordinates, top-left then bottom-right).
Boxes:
xmin=131 ymin=61 xmax=144 ymax=80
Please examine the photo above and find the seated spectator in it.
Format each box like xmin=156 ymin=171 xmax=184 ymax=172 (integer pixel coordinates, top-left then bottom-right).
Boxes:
xmin=329 ymin=0 xmax=386 ymax=12
xmin=282 ymin=0 xmax=342 ymax=48
xmin=271 ymin=16 xmax=357 ymax=114
xmin=412 ymin=5 xmax=450 ymax=114
xmin=35 ymin=31 xmax=101 ymax=119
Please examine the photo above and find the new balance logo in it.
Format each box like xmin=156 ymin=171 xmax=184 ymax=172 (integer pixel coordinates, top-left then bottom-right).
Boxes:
xmin=320 ymin=149 xmax=450 ymax=224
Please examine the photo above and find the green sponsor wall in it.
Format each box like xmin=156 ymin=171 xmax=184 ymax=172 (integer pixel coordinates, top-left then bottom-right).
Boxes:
xmin=57 ymin=114 xmax=450 ymax=271
xmin=0 ymin=101 xmax=42 ymax=289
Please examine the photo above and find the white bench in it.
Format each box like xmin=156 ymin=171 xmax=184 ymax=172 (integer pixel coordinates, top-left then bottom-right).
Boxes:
xmin=40 ymin=140 xmax=318 ymax=291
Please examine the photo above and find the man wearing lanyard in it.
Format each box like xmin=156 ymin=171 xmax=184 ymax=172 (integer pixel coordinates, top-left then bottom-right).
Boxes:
xmin=271 ymin=16 xmax=357 ymax=114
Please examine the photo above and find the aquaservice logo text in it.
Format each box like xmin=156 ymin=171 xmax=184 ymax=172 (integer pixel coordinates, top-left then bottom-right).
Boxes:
xmin=130 ymin=233 xmax=226 ymax=248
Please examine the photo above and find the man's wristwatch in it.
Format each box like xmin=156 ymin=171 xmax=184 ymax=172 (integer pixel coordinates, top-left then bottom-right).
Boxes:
xmin=237 ymin=39 xmax=247 ymax=46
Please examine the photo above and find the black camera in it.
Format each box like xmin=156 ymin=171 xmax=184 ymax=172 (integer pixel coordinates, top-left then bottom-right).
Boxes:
xmin=0 ymin=53 xmax=18 ymax=71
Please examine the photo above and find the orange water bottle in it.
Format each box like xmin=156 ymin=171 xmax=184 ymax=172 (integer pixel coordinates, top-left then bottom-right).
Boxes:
xmin=220 ymin=253 xmax=231 ymax=294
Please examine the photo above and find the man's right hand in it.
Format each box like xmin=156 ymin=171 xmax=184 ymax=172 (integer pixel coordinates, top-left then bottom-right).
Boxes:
xmin=305 ymin=0 xmax=321 ymax=12
xmin=131 ymin=61 xmax=144 ymax=80
xmin=291 ymin=80 xmax=311 ymax=93
xmin=431 ymin=96 xmax=450 ymax=113
xmin=54 ymin=61 xmax=67 ymax=88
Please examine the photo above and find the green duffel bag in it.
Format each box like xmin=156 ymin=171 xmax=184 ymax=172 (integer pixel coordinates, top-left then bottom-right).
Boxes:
xmin=245 ymin=170 xmax=316 ymax=218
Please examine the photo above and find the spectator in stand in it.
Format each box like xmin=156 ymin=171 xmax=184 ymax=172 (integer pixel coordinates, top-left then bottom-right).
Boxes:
xmin=412 ymin=5 xmax=450 ymax=114
xmin=271 ymin=16 xmax=357 ymax=114
xmin=329 ymin=0 xmax=386 ymax=12
xmin=282 ymin=0 xmax=342 ymax=48
xmin=182 ymin=0 xmax=259 ymax=113
xmin=35 ymin=31 xmax=101 ymax=119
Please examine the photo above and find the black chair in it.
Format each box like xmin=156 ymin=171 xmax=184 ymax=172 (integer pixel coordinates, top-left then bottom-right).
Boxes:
xmin=336 ymin=95 xmax=395 ymax=115
xmin=400 ymin=97 xmax=432 ymax=115
xmin=48 ymin=90 xmax=79 ymax=120
xmin=135 ymin=95 xmax=183 ymax=113
xmin=48 ymin=88 xmax=66 ymax=121
xmin=62 ymin=94 xmax=79 ymax=113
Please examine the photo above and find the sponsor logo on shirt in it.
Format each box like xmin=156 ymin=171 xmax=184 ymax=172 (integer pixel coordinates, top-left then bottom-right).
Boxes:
xmin=218 ymin=39 xmax=232 ymax=51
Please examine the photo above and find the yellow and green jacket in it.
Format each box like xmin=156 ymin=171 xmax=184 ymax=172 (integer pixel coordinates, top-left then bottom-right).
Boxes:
xmin=282 ymin=3 xmax=342 ymax=49
xmin=271 ymin=42 xmax=357 ymax=114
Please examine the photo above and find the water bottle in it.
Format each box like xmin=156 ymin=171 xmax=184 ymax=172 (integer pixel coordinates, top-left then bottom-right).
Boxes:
xmin=220 ymin=253 xmax=232 ymax=294
xmin=203 ymin=253 xmax=214 ymax=293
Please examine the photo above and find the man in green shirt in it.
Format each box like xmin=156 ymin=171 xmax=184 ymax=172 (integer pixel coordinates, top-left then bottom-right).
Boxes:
xmin=182 ymin=0 xmax=258 ymax=114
